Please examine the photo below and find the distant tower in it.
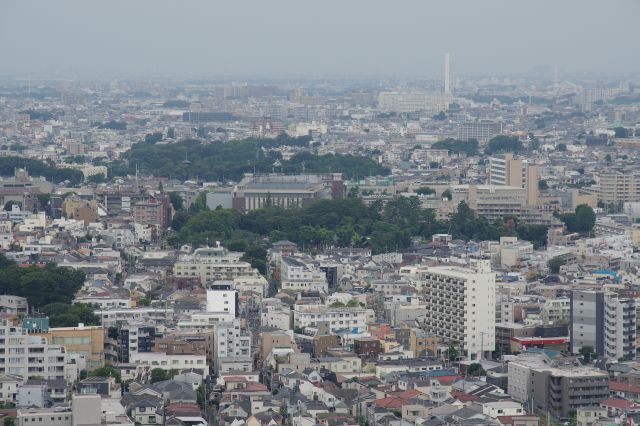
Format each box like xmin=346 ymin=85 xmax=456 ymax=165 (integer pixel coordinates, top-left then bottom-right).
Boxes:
xmin=554 ymin=65 xmax=559 ymax=88
xmin=444 ymin=52 xmax=451 ymax=95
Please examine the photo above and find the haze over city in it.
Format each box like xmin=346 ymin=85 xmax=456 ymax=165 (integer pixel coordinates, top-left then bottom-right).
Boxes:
xmin=1 ymin=0 xmax=640 ymax=79
xmin=1 ymin=2 xmax=640 ymax=426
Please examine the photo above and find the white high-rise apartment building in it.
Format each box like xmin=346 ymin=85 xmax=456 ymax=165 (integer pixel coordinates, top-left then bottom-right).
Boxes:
xmin=421 ymin=260 xmax=496 ymax=360
xmin=0 ymin=319 xmax=67 ymax=381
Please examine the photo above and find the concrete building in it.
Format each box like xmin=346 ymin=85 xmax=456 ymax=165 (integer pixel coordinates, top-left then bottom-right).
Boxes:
xmin=17 ymin=407 xmax=72 ymax=426
xmin=117 ymin=324 xmax=157 ymax=363
xmin=457 ymin=120 xmax=502 ymax=143
xmin=173 ymin=244 xmax=260 ymax=285
xmin=132 ymin=195 xmax=172 ymax=229
xmin=0 ymin=319 xmax=67 ymax=382
xmin=570 ymin=290 xmax=636 ymax=360
xmin=417 ymin=259 xmax=495 ymax=360
xmin=38 ymin=325 xmax=105 ymax=371
xmin=280 ymin=256 xmax=328 ymax=293
xmin=597 ymin=170 xmax=640 ymax=204
xmin=232 ymin=173 xmax=344 ymax=212
xmin=488 ymin=153 xmax=539 ymax=205
xmin=508 ymin=353 xmax=609 ymax=420
xmin=213 ymin=319 xmax=252 ymax=374
xmin=206 ymin=283 xmax=238 ymax=317
xmin=540 ymin=299 xmax=570 ymax=325
xmin=0 ymin=295 xmax=28 ymax=315
xmin=293 ymin=304 xmax=375 ymax=334
xmin=17 ymin=383 xmax=48 ymax=408
xmin=464 ymin=185 xmax=527 ymax=221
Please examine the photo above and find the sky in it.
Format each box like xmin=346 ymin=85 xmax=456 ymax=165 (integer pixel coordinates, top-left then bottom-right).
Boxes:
xmin=0 ymin=0 xmax=639 ymax=79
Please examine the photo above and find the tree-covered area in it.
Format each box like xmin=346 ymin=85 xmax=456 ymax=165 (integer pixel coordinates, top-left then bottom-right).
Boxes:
xmin=20 ymin=109 xmax=63 ymax=121
xmin=40 ymin=303 xmax=100 ymax=327
xmin=555 ymin=204 xmax=596 ymax=235
xmin=169 ymin=198 xmax=548 ymax=254
xmin=0 ymin=157 xmax=84 ymax=184
xmin=485 ymin=135 xmax=523 ymax=155
xmin=431 ymin=138 xmax=479 ymax=156
xmin=119 ymin=135 xmax=388 ymax=181
xmin=0 ymin=256 xmax=86 ymax=307
xmin=95 ymin=120 xmax=127 ymax=130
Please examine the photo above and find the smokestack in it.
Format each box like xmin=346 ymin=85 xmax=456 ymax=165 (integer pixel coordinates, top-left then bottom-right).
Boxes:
xmin=444 ymin=52 xmax=450 ymax=95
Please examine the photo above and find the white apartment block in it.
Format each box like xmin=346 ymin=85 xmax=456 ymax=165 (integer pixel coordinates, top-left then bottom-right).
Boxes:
xmin=213 ymin=319 xmax=251 ymax=374
xmin=604 ymin=294 xmax=636 ymax=360
xmin=421 ymin=260 xmax=496 ymax=360
xmin=0 ymin=320 xmax=68 ymax=382
xmin=129 ymin=352 xmax=207 ymax=376
xmin=293 ymin=304 xmax=375 ymax=333
xmin=174 ymin=245 xmax=261 ymax=285
xmin=206 ymin=285 xmax=237 ymax=317
xmin=97 ymin=308 xmax=174 ymax=327
xmin=280 ymin=256 xmax=328 ymax=293
xmin=176 ymin=312 xmax=235 ymax=331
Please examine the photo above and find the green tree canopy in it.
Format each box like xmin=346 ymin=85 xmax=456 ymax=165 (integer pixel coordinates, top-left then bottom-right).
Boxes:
xmin=485 ymin=136 xmax=523 ymax=155
xmin=548 ymin=256 xmax=566 ymax=274
xmin=431 ymin=138 xmax=479 ymax=156
xmin=40 ymin=303 xmax=100 ymax=327
xmin=0 ymin=257 xmax=86 ymax=307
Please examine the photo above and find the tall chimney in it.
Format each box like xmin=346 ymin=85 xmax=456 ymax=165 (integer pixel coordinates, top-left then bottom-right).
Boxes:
xmin=444 ymin=52 xmax=451 ymax=95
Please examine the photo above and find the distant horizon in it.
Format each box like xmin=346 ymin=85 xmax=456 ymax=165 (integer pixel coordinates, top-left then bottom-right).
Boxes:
xmin=1 ymin=0 xmax=639 ymax=80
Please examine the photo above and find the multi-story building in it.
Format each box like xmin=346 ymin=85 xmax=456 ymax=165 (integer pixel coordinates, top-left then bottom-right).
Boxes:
xmin=0 ymin=319 xmax=67 ymax=382
xmin=488 ymin=153 xmax=539 ymax=205
xmin=508 ymin=353 xmax=609 ymax=420
xmin=280 ymin=256 xmax=328 ymax=293
xmin=457 ymin=120 xmax=503 ymax=143
xmin=38 ymin=325 xmax=105 ymax=371
xmin=173 ymin=244 xmax=260 ymax=286
xmin=603 ymin=294 xmax=636 ymax=360
xmin=540 ymin=298 xmax=570 ymax=324
xmin=132 ymin=195 xmax=172 ymax=229
xmin=0 ymin=295 xmax=28 ymax=315
xmin=570 ymin=290 xmax=636 ymax=360
xmin=377 ymin=91 xmax=449 ymax=113
xmin=130 ymin=352 xmax=208 ymax=376
xmin=597 ymin=170 xmax=640 ymax=204
xmin=420 ymin=260 xmax=496 ymax=360
xmin=213 ymin=319 xmax=252 ymax=374
xmin=457 ymin=185 xmax=526 ymax=221
xmin=231 ymin=173 xmax=344 ymax=212
xmin=206 ymin=283 xmax=238 ymax=317
xmin=117 ymin=324 xmax=158 ymax=363
xmin=293 ymin=304 xmax=375 ymax=334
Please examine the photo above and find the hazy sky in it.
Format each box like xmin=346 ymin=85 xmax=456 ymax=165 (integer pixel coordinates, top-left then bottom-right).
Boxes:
xmin=1 ymin=0 xmax=639 ymax=79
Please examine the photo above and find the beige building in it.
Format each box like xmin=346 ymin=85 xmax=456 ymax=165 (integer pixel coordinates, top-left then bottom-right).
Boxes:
xmin=488 ymin=153 xmax=539 ymax=205
xmin=38 ymin=325 xmax=105 ymax=371
xmin=465 ymin=185 xmax=527 ymax=221
xmin=597 ymin=170 xmax=640 ymax=203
